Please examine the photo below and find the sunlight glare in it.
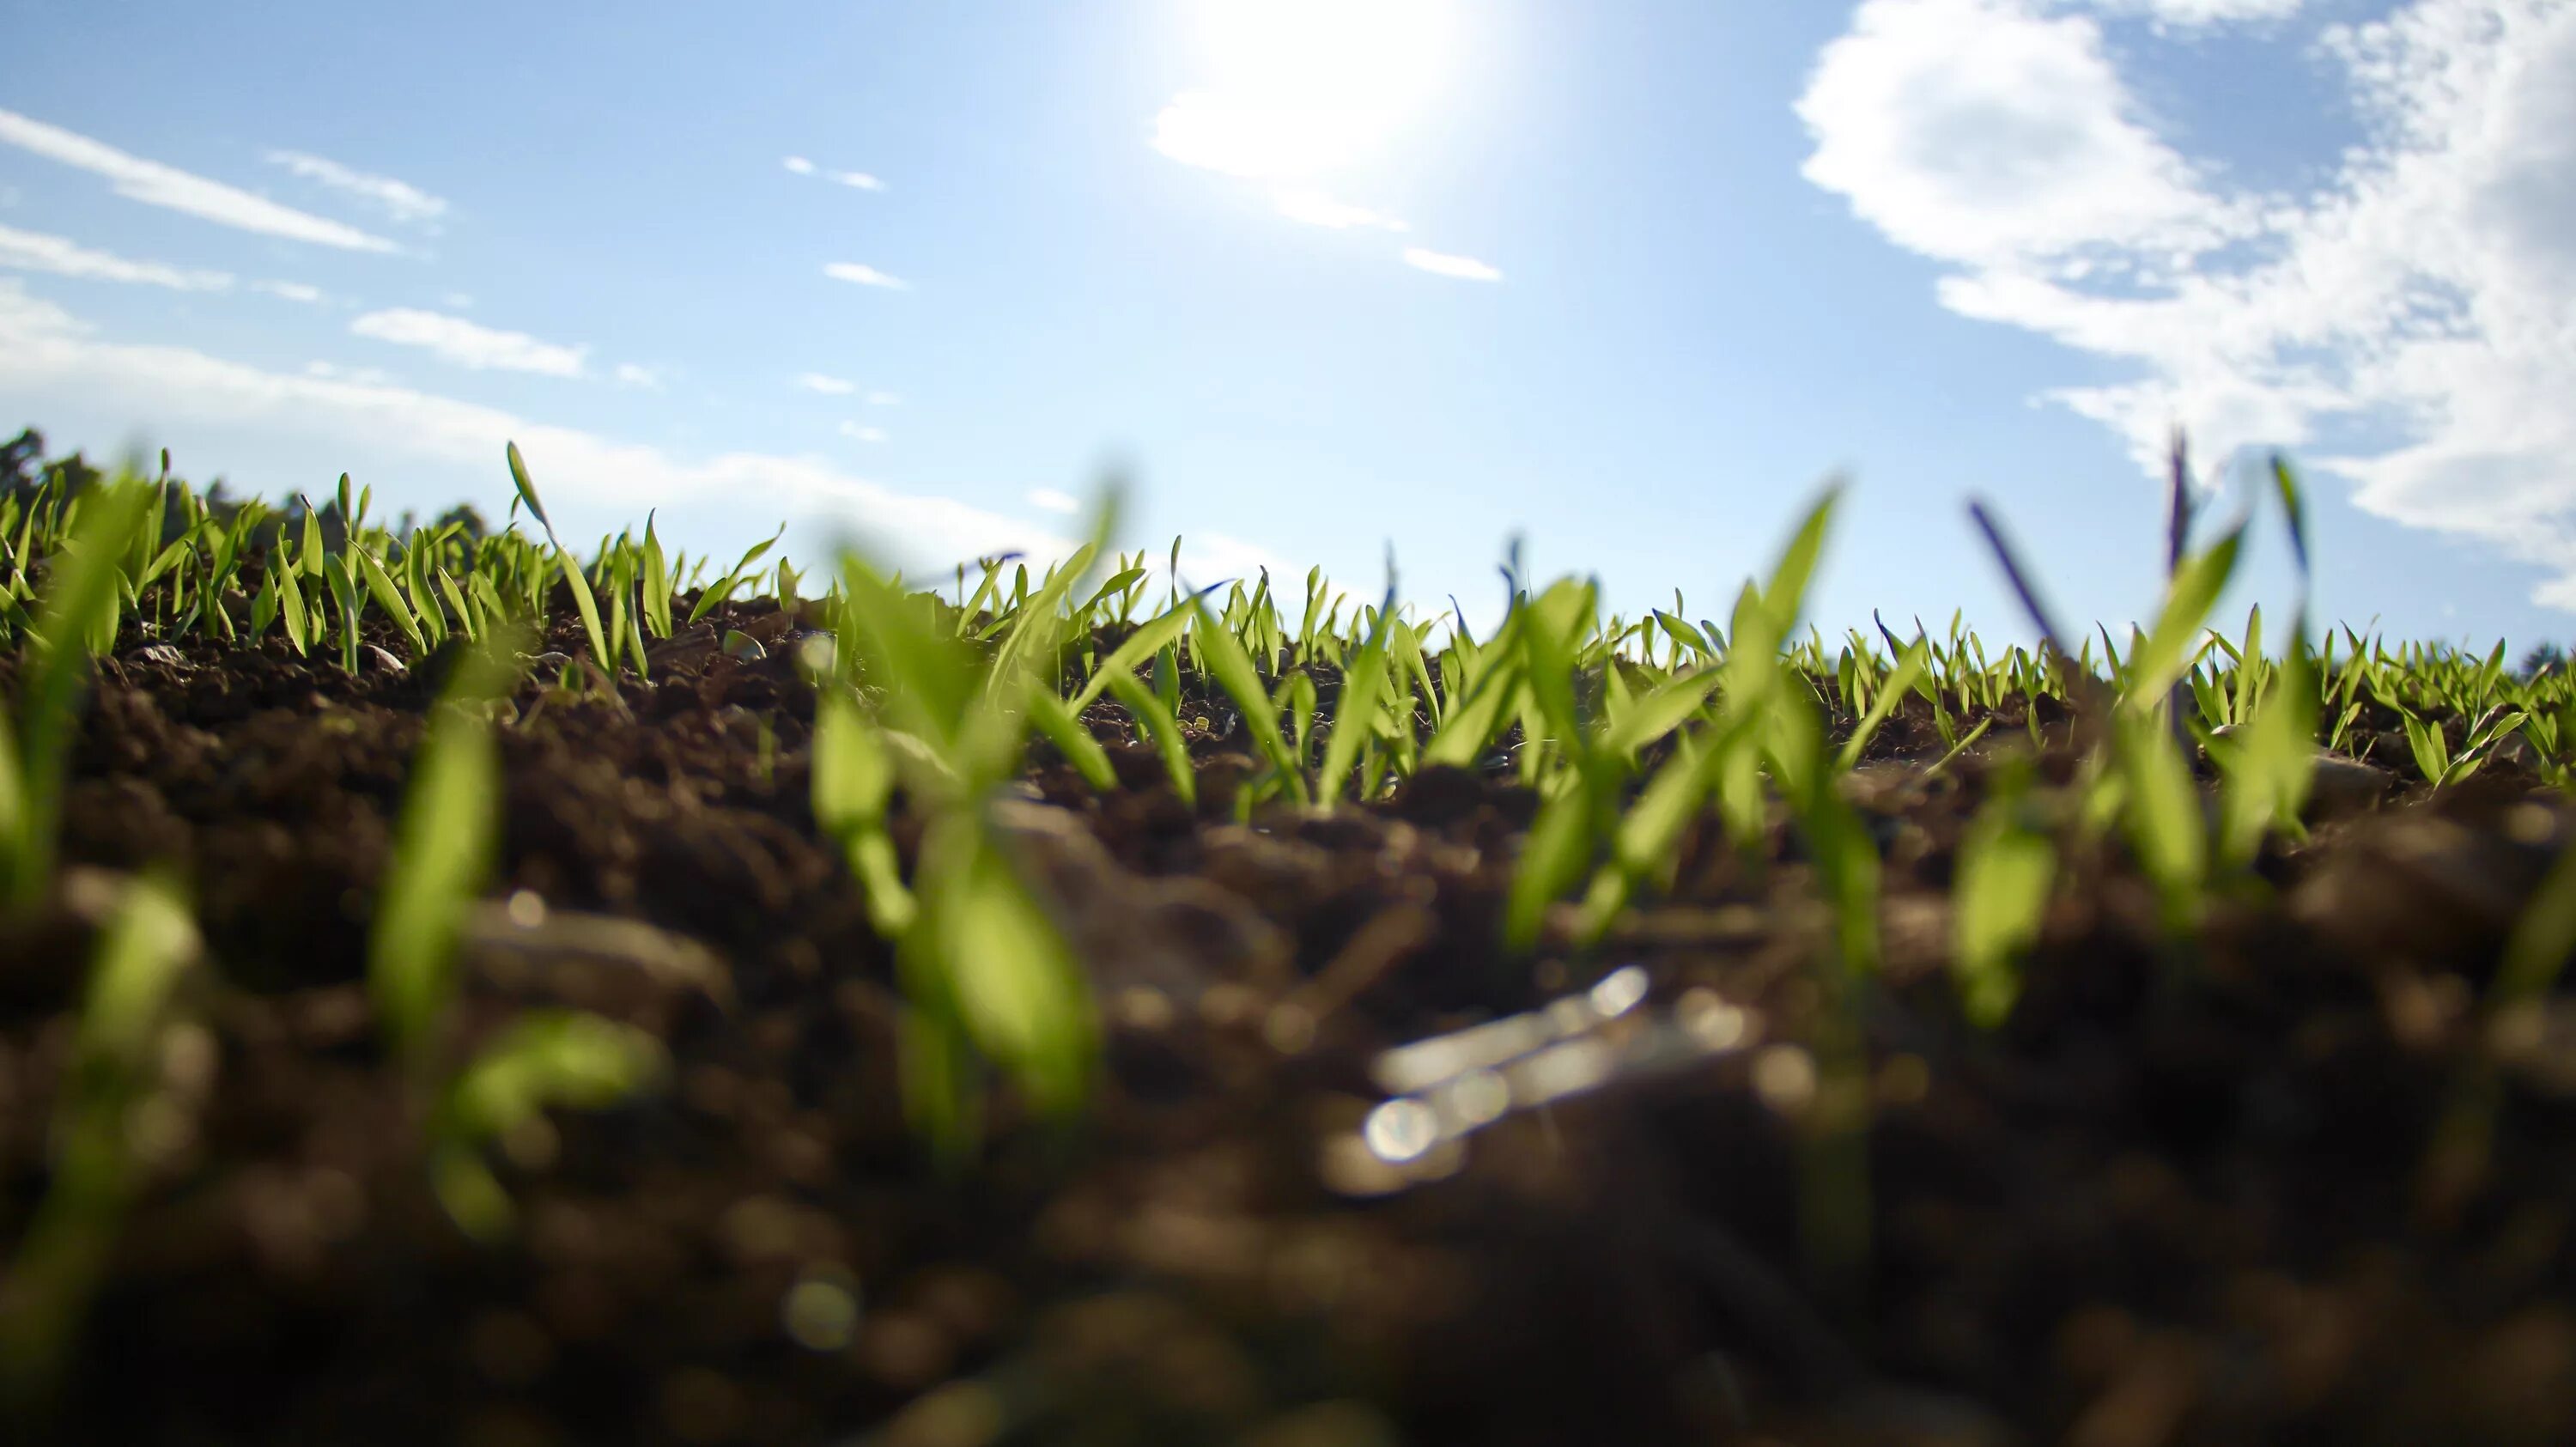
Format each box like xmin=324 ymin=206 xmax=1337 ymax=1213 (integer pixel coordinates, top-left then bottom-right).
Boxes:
xmin=1156 ymin=0 xmax=1456 ymax=182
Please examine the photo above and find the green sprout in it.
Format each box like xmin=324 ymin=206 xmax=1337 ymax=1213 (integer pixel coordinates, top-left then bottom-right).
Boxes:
xmin=2 ymin=470 xmax=157 ymax=909
xmin=0 ymin=872 xmax=203 ymax=1404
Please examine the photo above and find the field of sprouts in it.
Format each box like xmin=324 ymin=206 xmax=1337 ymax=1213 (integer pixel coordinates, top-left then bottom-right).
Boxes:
xmin=3 ymin=426 xmax=2575 ymax=1446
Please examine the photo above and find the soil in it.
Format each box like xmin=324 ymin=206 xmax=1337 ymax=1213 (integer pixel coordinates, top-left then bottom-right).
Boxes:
xmin=3 ymin=598 xmax=2574 ymax=1447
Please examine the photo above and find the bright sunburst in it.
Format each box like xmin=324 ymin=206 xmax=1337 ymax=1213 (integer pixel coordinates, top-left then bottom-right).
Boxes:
xmin=1154 ymin=0 xmax=1456 ymax=184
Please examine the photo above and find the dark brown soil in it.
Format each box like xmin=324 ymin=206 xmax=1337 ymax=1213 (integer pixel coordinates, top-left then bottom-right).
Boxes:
xmin=4 ymin=603 xmax=2574 ymax=1447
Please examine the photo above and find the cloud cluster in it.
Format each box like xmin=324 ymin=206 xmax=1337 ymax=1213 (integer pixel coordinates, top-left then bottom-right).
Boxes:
xmin=1795 ymin=0 xmax=2576 ymax=606
xmin=349 ymin=307 xmax=587 ymax=377
xmin=0 ymin=109 xmax=398 ymax=252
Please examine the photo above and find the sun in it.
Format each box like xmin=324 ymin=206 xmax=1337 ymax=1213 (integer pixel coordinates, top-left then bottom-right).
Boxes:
xmin=1155 ymin=0 xmax=1457 ymax=183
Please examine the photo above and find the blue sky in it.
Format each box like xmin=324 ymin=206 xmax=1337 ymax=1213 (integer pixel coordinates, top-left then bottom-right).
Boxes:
xmin=3 ymin=0 xmax=2572 ymax=654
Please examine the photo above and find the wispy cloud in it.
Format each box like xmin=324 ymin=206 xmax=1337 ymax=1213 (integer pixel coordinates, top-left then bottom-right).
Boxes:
xmin=0 ymin=280 xmax=1075 ymax=570
xmin=1272 ymin=190 xmax=1408 ymax=231
xmin=798 ymin=373 xmax=857 ymax=394
xmin=349 ymin=307 xmax=586 ymax=377
xmin=823 ymin=262 xmax=908 ymax=290
xmin=866 ymin=391 xmax=901 ymax=406
xmin=264 ymin=149 xmax=447 ymax=226
xmin=1796 ymin=0 xmax=2576 ymax=606
xmin=0 ymin=108 xmax=398 ymax=252
xmin=784 ymin=155 xmax=884 ymax=191
xmin=1400 ymin=247 xmax=1503 ymax=282
xmin=252 ymin=279 xmax=325 ymax=304
xmin=0 ymin=223 xmax=232 ymax=290
xmin=840 ymin=422 xmax=887 ymax=444
xmin=1026 ymin=487 xmax=1080 ymax=514
xmin=615 ymin=362 xmax=664 ymax=390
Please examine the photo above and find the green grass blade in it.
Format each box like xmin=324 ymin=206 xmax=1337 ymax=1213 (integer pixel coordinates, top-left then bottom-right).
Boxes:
xmin=1103 ymin=667 xmax=1197 ymax=807
xmin=2129 ymin=525 xmax=2246 ymax=706
xmin=368 ymin=634 xmax=519 ymax=1073
xmin=1836 ymin=638 xmax=1930 ymax=770
xmin=1072 ymin=594 xmax=1210 ymax=711
xmin=1605 ymin=663 xmax=1723 ymax=761
xmin=1185 ymin=591 xmax=1305 ymax=800
xmin=684 ymin=526 xmax=786 ymax=626
xmin=1315 ymin=560 xmax=1400 ymax=807
xmin=4 ymin=474 xmax=155 ymax=907
xmin=504 ymin=441 xmax=553 ymax=534
xmin=1504 ymin=773 xmax=1601 ymax=953
xmin=641 ymin=512 xmax=671 ymax=640
xmin=1953 ymin=787 xmax=2053 ymax=1028
xmin=1026 ymin=687 xmax=1117 ymax=793
xmin=0 ymin=872 xmax=200 ymax=1398
xmin=354 ymin=545 xmax=427 ymax=657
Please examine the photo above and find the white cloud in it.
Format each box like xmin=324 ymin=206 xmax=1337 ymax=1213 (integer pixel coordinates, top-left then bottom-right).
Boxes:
xmin=1400 ymin=246 xmax=1503 ymax=282
xmin=441 ymin=291 xmax=474 ymax=309
xmin=840 ymin=422 xmax=887 ymax=444
xmin=253 ymin=279 xmax=325 ymax=304
xmin=866 ymin=390 xmax=901 ymax=406
xmin=823 ymin=262 xmax=908 ymax=290
xmin=349 ymin=307 xmax=587 ymax=377
xmin=1796 ymin=0 xmax=2576 ymax=609
xmin=0 ymin=223 xmax=232 ymax=289
xmin=782 ymin=155 xmax=817 ymax=175
xmin=1796 ymin=0 xmax=2253 ymax=268
xmin=615 ymin=362 xmax=664 ymax=390
xmin=264 ymin=149 xmax=447 ymax=226
xmin=799 ymin=373 xmax=857 ymax=394
xmin=0 ymin=279 xmax=1076 ymax=570
xmin=1272 ymin=189 xmax=1408 ymax=230
xmin=1026 ymin=487 xmax=1080 ymax=514
xmin=0 ymin=109 xmax=398 ymax=252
